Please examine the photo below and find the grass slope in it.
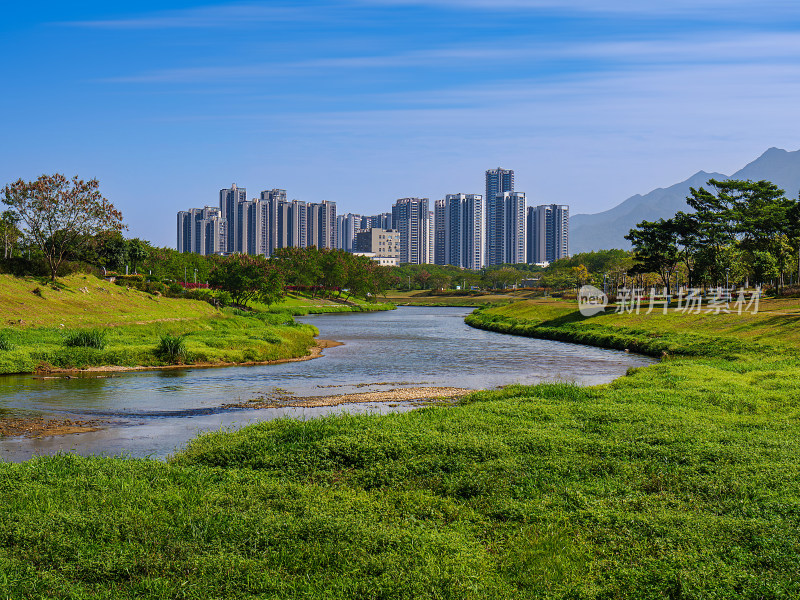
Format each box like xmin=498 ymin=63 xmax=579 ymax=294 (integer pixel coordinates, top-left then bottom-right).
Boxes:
xmin=3 ymin=298 xmax=800 ymax=597
xmin=0 ymin=275 xmax=318 ymax=373
xmin=254 ymin=293 xmax=395 ymax=315
xmin=382 ymin=290 xmax=524 ymax=307
xmin=0 ymin=274 xmax=216 ymax=328
xmin=466 ymin=297 xmax=800 ymax=357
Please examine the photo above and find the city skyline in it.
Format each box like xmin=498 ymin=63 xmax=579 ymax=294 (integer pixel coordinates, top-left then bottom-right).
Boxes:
xmin=3 ymin=1 xmax=799 ymax=247
xmin=178 ymin=167 xmax=567 ymax=268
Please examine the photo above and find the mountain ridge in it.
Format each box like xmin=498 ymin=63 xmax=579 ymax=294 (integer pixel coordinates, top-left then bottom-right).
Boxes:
xmin=569 ymin=148 xmax=800 ymax=254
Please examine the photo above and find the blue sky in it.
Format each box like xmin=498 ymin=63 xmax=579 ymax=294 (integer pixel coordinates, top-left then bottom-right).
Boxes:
xmin=2 ymin=0 xmax=800 ymax=247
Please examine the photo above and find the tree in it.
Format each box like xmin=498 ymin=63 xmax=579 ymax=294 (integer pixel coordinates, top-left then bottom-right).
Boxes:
xmin=430 ymin=273 xmax=450 ymax=291
xmin=0 ymin=210 xmax=21 ymax=259
xmin=271 ymin=246 xmax=323 ymax=292
xmin=92 ymin=231 xmax=129 ymax=272
xmin=209 ymin=255 xmax=285 ymax=307
xmin=415 ymin=270 xmax=432 ymax=289
xmin=625 ymin=219 xmax=679 ymax=293
xmin=570 ymin=264 xmax=590 ymax=290
xmin=2 ymin=174 xmax=125 ymax=280
xmin=128 ymin=239 xmax=150 ymax=274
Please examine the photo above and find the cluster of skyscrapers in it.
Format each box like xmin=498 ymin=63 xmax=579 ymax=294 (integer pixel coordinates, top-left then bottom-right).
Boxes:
xmin=176 ymin=168 xmax=569 ymax=269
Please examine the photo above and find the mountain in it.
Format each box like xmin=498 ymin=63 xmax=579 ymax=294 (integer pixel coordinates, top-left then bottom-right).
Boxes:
xmin=569 ymin=147 xmax=800 ymax=254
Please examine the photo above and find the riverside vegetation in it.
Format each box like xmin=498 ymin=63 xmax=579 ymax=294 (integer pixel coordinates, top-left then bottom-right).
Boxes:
xmin=0 ymin=298 xmax=798 ymax=597
xmin=0 ymin=273 xmax=393 ymax=374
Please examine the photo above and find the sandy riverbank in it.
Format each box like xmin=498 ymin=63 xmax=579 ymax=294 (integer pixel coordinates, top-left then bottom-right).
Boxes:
xmin=0 ymin=417 xmax=104 ymax=438
xmin=0 ymin=382 xmax=470 ymax=439
xmin=224 ymin=386 xmax=472 ymax=409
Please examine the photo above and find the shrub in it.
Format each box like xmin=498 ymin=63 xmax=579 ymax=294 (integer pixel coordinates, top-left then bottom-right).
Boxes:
xmin=0 ymin=336 xmax=14 ymax=351
xmin=143 ymin=281 xmax=167 ymax=295
xmin=167 ymin=282 xmax=184 ymax=296
xmin=184 ymin=289 xmax=212 ymax=302
xmin=156 ymin=334 xmax=188 ymax=363
xmin=262 ymin=332 xmax=283 ymax=344
xmin=212 ymin=290 xmax=233 ymax=307
xmin=63 ymin=329 xmax=107 ymax=349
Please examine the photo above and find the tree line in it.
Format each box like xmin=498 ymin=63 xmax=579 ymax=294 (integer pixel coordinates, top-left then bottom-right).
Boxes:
xmin=0 ymin=174 xmax=394 ymax=306
xmin=625 ymin=179 xmax=800 ymax=292
xmin=8 ymin=173 xmax=797 ymax=302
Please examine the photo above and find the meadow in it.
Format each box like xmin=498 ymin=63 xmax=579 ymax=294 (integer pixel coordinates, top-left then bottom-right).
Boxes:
xmin=2 ymin=296 xmax=800 ymax=597
xmin=0 ymin=274 xmax=393 ymax=374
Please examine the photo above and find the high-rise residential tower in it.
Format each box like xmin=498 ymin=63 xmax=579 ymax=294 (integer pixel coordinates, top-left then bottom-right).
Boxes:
xmin=433 ymin=199 xmax=447 ymax=265
xmin=485 ymin=168 xmax=514 ymax=208
xmin=487 ymin=191 xmax=526 ymax=265
xmin=527 ymin=203 xmax=569 ymax=264
xmin=219 ymin=183 xmax=247 ymax=253
xmin=443 ymin=193 xmax=484 ymax=270
xmin=260 ymin=189 xmax=287 ymax=255
xmin=288 ymin=200 xmax=307 ymax=248
xmin=177 ymin=206 xmax=226 ymax=255
xmin=392 ymin=197 xmax=431 ymax=265
xmin=336 ymin=213 xmax=361 ymax=252
xmin=306 ymin=200 xmax=337 ymax=248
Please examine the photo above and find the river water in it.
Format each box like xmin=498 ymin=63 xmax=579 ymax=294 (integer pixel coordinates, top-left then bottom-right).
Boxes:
xmin=0 ymin=307 xmax=654 ymax=461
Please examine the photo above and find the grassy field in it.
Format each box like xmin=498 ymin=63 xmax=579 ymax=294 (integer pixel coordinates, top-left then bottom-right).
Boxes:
xmin=0 ymin=273 xmax=216 ymax=328
xmin=3 ymin=296 xmax=800 ymax=597
xmin=466 ymin=296 xmax=800 ymax=356
xmin=254 ymin=293 xmax=395 ymax=315
xmin=0 ymin=275 xmax=324 ymax=373
xmin=382 ymin=289 xmax=531 ymax=306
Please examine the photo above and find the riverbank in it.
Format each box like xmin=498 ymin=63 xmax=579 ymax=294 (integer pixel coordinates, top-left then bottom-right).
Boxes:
xmin=2 ymin=302 xmax=799 ymax=597
xmin=382 ymin=289 xmax=529 ymax=306
xmin=224 ymin=385 xmax=471 ymax=409
xmin=0 ymin=274 xmax=393 ymax=374
xmin=465 ymin=296 xmax=800 ymax=357
xmin=0 ymin=378 xmax=459 ymax=440
xmin=0 ymin=416 xmax=103 ymax=437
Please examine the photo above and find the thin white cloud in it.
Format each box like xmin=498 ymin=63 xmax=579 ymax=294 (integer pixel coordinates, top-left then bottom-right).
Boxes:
xmin=61 ymin=0 xmax=800 ymax=31
xmin=358 ymin=0 xmax=800 ymax=17
xmin=63 ymin=4 xmax=315 ymax=29
xmin=102 ymin=31 xmax=800 ymax=84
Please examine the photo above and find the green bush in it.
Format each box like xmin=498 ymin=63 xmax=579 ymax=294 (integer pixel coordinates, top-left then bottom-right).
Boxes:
xmin=156 ymin=333 xmax=187 ymax=363
xmin=183 ymin=289 xmax=212 ymax=302
xmin=0 ymin=336 xmax=14 ymax=351
xmin=261 ymin=332 xmax=283 ymax=344
xmin=63 ymin=329 xmax=107 ymax=349
xmin=212 ymin=290 xmax=233 ymax=307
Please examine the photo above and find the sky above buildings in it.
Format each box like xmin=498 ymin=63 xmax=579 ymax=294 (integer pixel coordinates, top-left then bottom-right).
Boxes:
xmin=2 ymin=0 xmax=800 ymax=247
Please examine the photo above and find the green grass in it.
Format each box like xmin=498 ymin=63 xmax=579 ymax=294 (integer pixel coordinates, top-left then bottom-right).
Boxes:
xmin=154 ymin=333 xmax=187 ymax=362
xmin=249 ymin=292 xmax=396 ymax=315
xmin=4 ymin=298 xmax=800 ymax=597
xmin=0 ymin=273 xmax=216 ymax=328
xmin=382 ymin=290 xmax=523 ymax=306
xmin=62 ymin=328 xmax=107 ymax=349
xmin=0 ymin=312 xmax=319 ymax=373
xmin=0 ymin=274 xmax=321 ymax=373
xmin=466 ymin=297 xmax=800 ymax=358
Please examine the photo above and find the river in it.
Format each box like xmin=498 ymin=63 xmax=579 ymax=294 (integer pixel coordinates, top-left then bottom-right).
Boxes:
xmin=0 ymin=307 xmax=654 ymax=461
